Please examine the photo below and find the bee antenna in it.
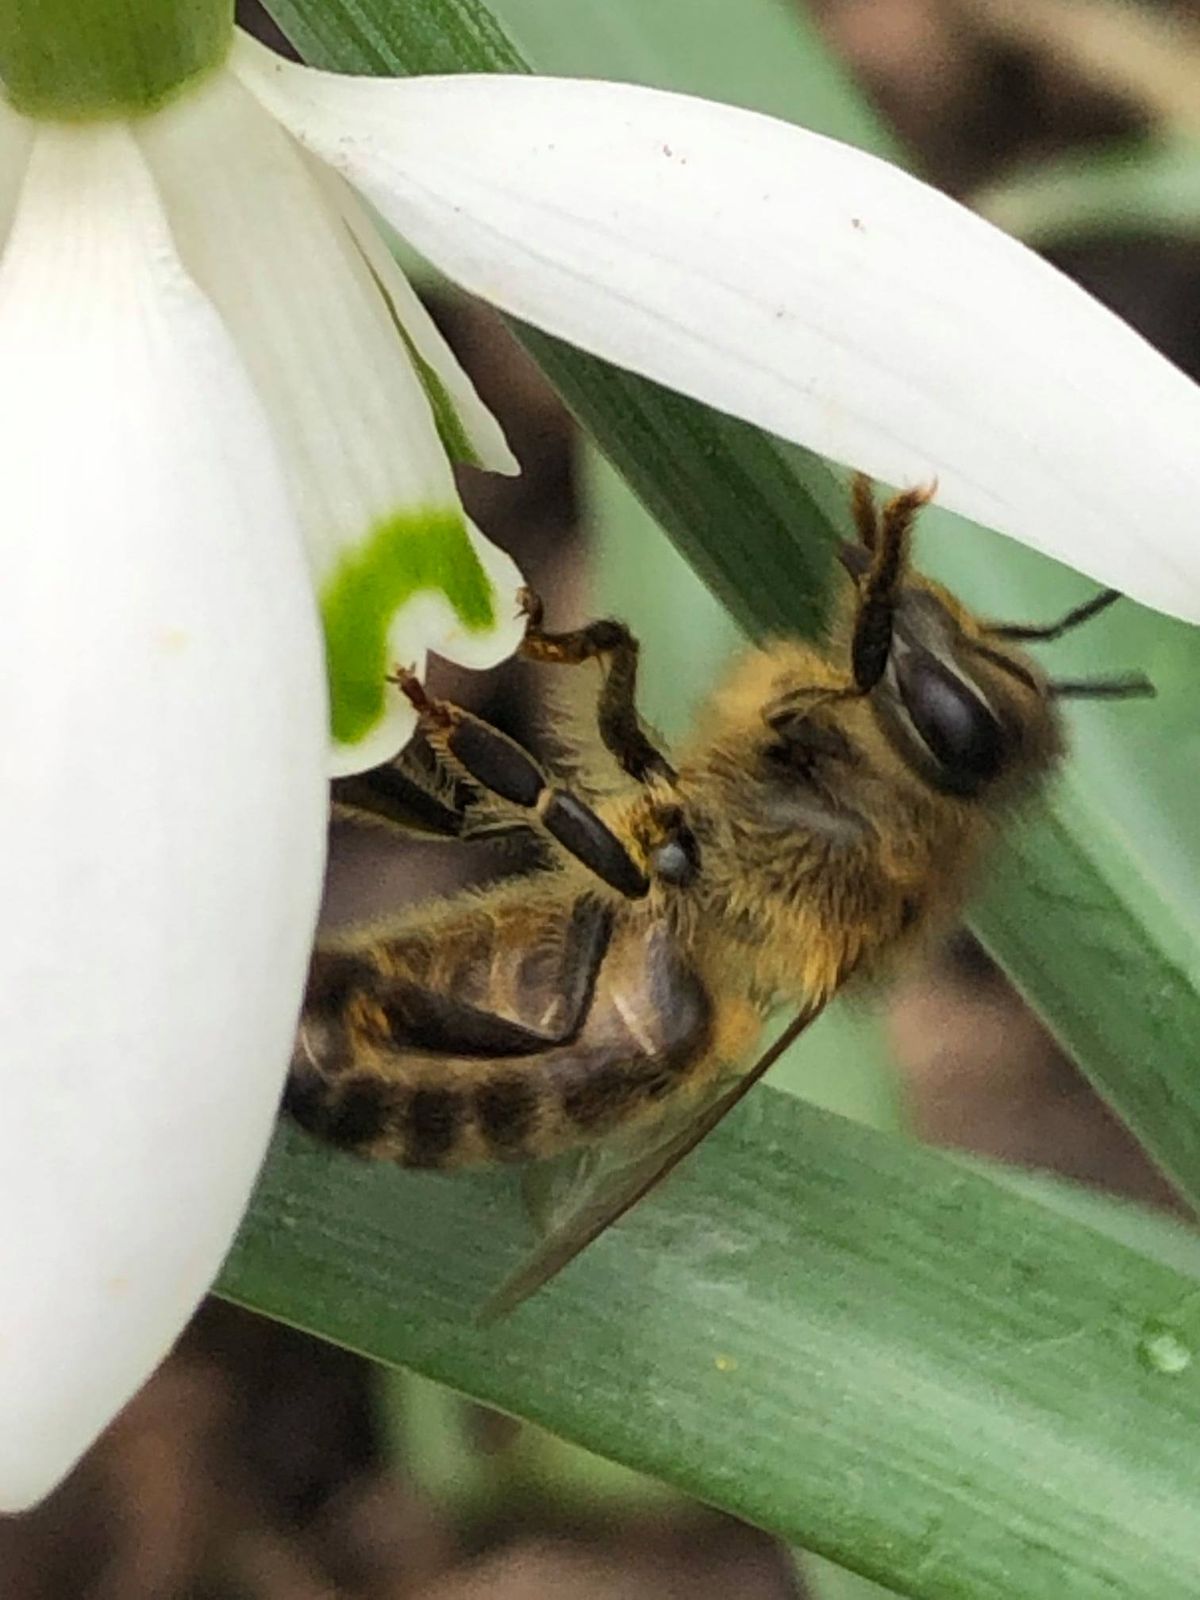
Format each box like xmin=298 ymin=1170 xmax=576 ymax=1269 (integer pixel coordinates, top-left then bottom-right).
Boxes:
xmin=989 ymin=588 xmax=1122 ymax=643
xmin=1047 ymin=674 xmax=1156 ymax=701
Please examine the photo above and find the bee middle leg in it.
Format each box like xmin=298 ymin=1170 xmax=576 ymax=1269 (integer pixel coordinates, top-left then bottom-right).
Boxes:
xmin=517 ymin=589 xmax=676 ymax=785
xmin=394 ymin=669 xmax=650 ymax=900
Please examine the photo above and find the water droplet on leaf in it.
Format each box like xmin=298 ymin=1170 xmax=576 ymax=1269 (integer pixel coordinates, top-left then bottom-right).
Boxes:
xmin=1138 ymin=1323 xmax=1192 ymax=1375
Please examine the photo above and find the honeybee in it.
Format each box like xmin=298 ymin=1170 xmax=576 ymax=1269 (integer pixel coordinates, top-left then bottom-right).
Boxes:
xmin=288 ymin=477 xmax=1151 ymax=1315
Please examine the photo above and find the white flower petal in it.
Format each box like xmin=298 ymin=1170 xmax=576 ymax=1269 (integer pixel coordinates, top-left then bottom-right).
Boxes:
xmin=237 ymin=45 xmax=1200 ymax=622
xmin=0 ymin=120 xmax=327 ymax=1508
xmin=318 ymin=166 xmax=519 ymax=477
xmin=140 ymin=69 xmax=523 ymax=774
xmin=452 ymin=520 xmax=528 ymax=667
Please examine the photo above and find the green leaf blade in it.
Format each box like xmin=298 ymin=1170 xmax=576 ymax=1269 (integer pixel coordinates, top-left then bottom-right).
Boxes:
xmin=269 ymin=0 xmax=526 ymax=74
xmin=977 ymin=805 xmax=1200 ymax=1195
xmin=224 ymin=1101 xmax=1200 ymax=1600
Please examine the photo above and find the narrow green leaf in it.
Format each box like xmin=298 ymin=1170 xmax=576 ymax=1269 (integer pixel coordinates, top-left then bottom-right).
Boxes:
xmin=222 ymin=1104 xmax=1200 ymax=1600
xmin=485 ymin=0 xmax=891 ymax=150
xmin=265 ymin=0 xmax=526 ymax=74
xmin=974 ymin=136 xmax=1200 ymax=247
xmin=976 ymin=809 xmax=1200 ymax=1179
xmin=528 ymin=350 xmax=852 ymax=640
xmin=800 ymin=1553 xmax=905 ymax=1600
xmin=965 ymin=1157 xmax=1200 ymax=1281
xmin=920 ymin=515 xmax=1200 ymax=1203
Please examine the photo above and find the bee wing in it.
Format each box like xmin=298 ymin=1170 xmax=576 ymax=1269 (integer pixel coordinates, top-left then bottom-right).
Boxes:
xmin=519 ymin=1144 xmax=606 ymax=1236
xmin=482 ymin=999 xmax=826 ymax=1321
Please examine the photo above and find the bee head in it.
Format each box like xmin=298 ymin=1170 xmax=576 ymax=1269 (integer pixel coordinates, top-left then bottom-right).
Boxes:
xmin=859 ymin=573 xmax=1051 ymax=799
xmin=838 ymin=542 xmax=1153 ymax=801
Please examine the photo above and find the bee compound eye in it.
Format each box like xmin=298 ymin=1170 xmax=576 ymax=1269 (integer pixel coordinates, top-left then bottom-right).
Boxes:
xmin=896 ymin=649 xmax=1008 ymax=795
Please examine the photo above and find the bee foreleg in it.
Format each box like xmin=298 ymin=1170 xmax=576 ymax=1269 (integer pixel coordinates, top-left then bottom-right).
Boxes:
xmin=394 ymin=670 xmax=650 ymax=899
xmin=847 ymin=476 xmax=935 ymax=693
xmin=517 ymin=592 xmax=676 ymax=786
xmin=849 ymin=471 xmax=879 ymax=551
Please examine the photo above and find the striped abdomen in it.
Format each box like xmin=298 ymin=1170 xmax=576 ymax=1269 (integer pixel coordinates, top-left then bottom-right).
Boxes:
xmin=285 ymin=887 xmax=713 ymax=1168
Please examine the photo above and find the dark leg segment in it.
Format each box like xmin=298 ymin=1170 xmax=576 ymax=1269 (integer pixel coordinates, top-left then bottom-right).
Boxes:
xmin=849 ymin=471 xmax=880 ymax=551
xmin=538 ymin=790 xmax=647 ymax=896
xmin=846 ymin=475 xmax=933 ymax=692
xmin=518 ymin=591 xmax=676 ymax=784
xmin=393 ymin=669 xmax=649 ymax=899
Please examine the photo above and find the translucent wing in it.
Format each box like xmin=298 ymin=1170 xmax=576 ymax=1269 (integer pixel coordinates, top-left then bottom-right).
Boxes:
xmin=481 ymin=1000 xmax=826 ymax=1320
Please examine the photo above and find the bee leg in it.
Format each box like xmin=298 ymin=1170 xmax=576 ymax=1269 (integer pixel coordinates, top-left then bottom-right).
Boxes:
xmin=332 ymin=734 xmax=526 ymax=842
xmin=517 ymin=590 xmax=676 ymax=785
xmin=849 ymin=471 xmax=879 ymax=550
xmin=393 ymin=669 xmax=650 ymax=900
xmin=847 ymin=477 xmax=935 ymax=692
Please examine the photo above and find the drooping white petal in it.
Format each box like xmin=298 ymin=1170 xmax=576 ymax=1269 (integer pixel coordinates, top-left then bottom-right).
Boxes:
xmin=453 ymin=520 xmax=526 ymax=667
xmin=0 ymin=119 xmax=328 ymax=1508
xmin=236 ymin=42 xmax=1200 ymax=623
xmin=140 ymin=69 xmax=523 ymax=774
xmin=318 ymin=165 xmax=519 ymax=477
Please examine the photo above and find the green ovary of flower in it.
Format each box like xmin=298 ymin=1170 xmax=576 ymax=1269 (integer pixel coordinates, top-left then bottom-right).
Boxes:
xmin=0 ymin=0 xmax=232 ymax=119
xmin=321 ymin=510 xmax=497 ymax=746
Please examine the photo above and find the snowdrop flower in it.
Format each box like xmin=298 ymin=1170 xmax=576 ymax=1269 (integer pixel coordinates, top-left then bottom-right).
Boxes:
xmin=5 ymin=0 xmax=1200 ymax=1511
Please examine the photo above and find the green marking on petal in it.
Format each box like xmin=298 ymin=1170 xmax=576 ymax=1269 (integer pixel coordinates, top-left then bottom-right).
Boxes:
xmin=401 ymin=330 xmax=484 ymax=470
xmin=361 ymin=253 xmax=483 ymax=470
xmin=320 ymin=507 xmax=496 ymax=747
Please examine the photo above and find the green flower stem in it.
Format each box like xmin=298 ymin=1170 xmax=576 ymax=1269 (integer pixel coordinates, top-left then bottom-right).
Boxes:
xmin=0 ymin=0 xmax=233 ymax=119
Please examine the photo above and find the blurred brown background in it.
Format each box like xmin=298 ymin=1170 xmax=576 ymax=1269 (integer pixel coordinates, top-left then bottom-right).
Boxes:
xmin=4 ymin=1 xmax=1194 ymax=1594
